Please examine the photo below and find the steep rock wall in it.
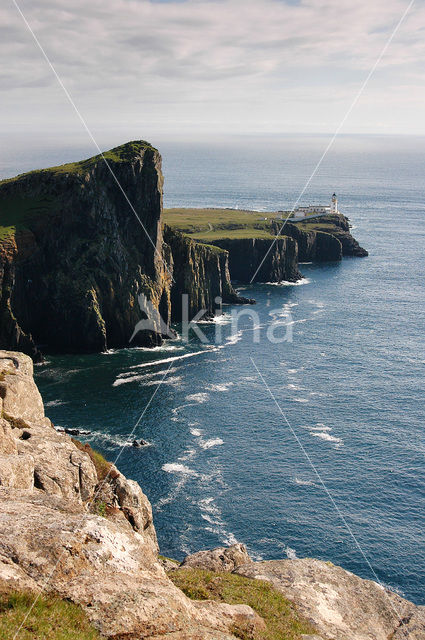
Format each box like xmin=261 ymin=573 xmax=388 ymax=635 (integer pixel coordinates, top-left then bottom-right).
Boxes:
xmin=203 ymin=236 xmax=301 ymax=283
xmin=283 ymin=223 xmax=343 ymax=262
xmin=164 ymin=226 xmax=254 ymax=320
xmin=0 ymin=143 xmax=252 ymax=361
xmin=0 ymin=142 xmax=170 ymax=359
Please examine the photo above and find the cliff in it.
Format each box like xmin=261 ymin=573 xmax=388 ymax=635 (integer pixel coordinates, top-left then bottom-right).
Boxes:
xmin=164 ymin=225 xmax=254 ymax=319
xmin=1 ymin=350 xmax=423 ymax=639
xmin=204 ymin=235 xmax=301 ymax=283
xmin=0 ymin=350 xmax=262 ymax=638
xmin=0 ymin=143 xmax=247 ymax=360
xmin=287 ymin=214 xmax=368 ymax=259
xmin=163 ymin=208 xmax=368 ymax=284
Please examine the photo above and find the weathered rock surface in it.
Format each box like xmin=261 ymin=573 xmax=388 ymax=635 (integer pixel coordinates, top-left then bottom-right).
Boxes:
xmin=235 ymin=558 xmax=425 ymax=640
xmin=206 ymin=235 xmax=301 ymax=283
xmin=181 ymin=543 xmax=251 ymax=572
xmin=0 ymin=351 xmax=258 ymax=639
xmin=163 ymin=227 xmax=254 ymax=321
xmin=286 ymin=214 xmax=368 ymax=259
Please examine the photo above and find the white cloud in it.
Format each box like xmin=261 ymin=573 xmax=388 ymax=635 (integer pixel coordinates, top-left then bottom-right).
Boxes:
xmin=1 ymin=0 xmax=425 ymax=135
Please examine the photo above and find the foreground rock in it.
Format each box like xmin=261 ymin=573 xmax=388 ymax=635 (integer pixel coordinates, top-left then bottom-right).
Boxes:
xmin=235 ymin=558 xmax=425 ymax=640
xmin=182 ymin=544 xmax=425 ymax=640
xmin=181 ymin=543 xmax=251 ymax=572
xmin=0 ymin=351 xmax=258 ymax=639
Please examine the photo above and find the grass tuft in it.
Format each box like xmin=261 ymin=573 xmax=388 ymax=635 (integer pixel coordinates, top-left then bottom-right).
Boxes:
xmin=71 ymin=438 xmax=119 ymax=483
xmin=0 ymin=591 xmax=101 ymax=639
xmin=169 ymin=568 xmax=316 ymax=640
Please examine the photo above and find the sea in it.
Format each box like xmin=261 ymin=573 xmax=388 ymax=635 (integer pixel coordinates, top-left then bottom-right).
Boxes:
xmin=1 ymin=134 xmax=424 ymax=604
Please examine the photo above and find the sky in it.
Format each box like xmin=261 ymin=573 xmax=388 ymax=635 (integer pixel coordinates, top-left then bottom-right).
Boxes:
xmin=1 ymin=0 xmax=425 ymax=143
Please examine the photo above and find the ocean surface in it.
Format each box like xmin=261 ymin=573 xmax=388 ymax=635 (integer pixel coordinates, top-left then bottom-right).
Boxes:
xmin=2 ymin=134 xmax=424 ymax=604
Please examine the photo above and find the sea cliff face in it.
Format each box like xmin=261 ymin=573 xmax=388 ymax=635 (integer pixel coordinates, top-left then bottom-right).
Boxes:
xmin=164 ymin=226 xmax=254 ymax=319
xmin=205 ymin=235 xmax=301 ymax=283
xmin=0 ymin=143 xmax=248 ymax=360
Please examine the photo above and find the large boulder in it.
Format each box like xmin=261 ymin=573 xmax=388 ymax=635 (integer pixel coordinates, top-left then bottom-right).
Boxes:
xmin=181 ymin=543 xmax=251 ymax=572
xmin=235 ymin=558 xmax=425 ymax=640
xmin=0 ymin=351 xmax=44 ymax=422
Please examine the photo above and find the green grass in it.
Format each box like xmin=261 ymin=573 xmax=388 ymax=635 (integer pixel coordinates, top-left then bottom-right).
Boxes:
xmin=71 ymin=438 xmax=119 ymax=483
xmin=0 ymin=195 xmax=57 ymax=241
xmin=0 ymin=141 xmax=155 ymax=187
xmin=164 ymin=207 xmax=279 ymax=241
xmin=0 ymin=592 xmax=102 ymax=640
xmin=0 ymin=141 xmax=156 ymax=242
xmin=169 ymin=569 xmax=316 ymax=640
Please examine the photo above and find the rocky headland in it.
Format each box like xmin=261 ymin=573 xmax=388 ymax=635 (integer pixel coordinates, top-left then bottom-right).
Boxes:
xmin=0 ymin=142 xmax=249 ymax=361
xmin=0 ymin=349 xmax=423 ymax=639
xmin=0 ymin=142 xmax=367 ymax=361
xmin=163 ymin=207 xmax=368 ymax=284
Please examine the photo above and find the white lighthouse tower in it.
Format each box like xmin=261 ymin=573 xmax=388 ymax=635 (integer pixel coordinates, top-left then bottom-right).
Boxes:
xmin=330 ymin=193 xmax=338 ymax=214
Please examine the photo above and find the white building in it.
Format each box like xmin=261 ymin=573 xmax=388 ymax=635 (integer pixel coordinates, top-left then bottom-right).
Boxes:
xmin=280 ymin=194 xmax=339 ymax=220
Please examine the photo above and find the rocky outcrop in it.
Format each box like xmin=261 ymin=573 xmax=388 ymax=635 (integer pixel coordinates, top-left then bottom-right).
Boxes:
xmin=286 ymin=214 xmax=368 ymax=259
xmin=0 ymin=350 xmax=259 ymax=638
xmin=201 ymin=235 xmax=301 ymax=283
xmin=164 ymin=227 xmax=254 ymax=320
xmin=284 ymin=223 xmax=342 ymax=262
xmin=0 ymin=142 xmax=253 ymax=361
xmin=181 ymin=543 xmax=251 ymax=572
xmin=181 ymin=546 xmax=425 ymax=640
xmin=0 ymin=142 xmax=173 ymax=360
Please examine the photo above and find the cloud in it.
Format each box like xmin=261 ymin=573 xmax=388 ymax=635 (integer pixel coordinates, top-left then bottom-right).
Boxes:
xmin=1 ymin=0 xmax=425 ymax=134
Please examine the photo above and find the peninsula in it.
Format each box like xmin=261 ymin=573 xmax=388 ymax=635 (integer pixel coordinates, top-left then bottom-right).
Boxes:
xmin=0 ymin=141 xmax=366 ymax=361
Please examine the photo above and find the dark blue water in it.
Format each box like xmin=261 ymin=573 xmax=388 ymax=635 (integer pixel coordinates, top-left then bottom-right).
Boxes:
xmin=3 ymin=135 xmax=424 ymax=604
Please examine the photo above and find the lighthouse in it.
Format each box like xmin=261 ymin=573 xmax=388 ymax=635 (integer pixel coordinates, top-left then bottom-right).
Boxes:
xmin=330 ymin=193 xmax=338 ymax=214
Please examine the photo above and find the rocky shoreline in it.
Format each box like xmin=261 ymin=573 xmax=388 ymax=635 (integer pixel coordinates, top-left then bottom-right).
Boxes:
xmin=0 ymin=349 xmax=423 ymax=639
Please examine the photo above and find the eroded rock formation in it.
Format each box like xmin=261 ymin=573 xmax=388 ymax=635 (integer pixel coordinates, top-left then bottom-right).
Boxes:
xmin=0 ymin=350 xmax=258 ymax=639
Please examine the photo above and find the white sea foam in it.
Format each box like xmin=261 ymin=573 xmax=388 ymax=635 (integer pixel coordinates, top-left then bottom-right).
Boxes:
xmin=45 ymin=399 xmax=68 ymax=407
xmin=311 ymin=431 xmax=342 ymax=444
xmin=129 ymin=349 xmax=218 ymax=370
xmin=206 ymin=382 xmax=234 ymax=392
xmin=285 ymin=546 xmax=297 ymax=559
xmin=198 ymin=497 xmax=220 ymax=515
xmin=162 ymin=463 xmax=198 ymax=476
xmin=308 ymin=423 xmax=331 ymax=431
xmin=199 ymin=438 xmax=224 ymax=450
xmin=185 ymin=392 xmax=209 ymax=403
xmin=225 ymin=330 xmax=243 ymax=345
xmin=113 ymin=374 xmax=182 ymax=387
xmin=85 ymin=431 xmax=148 ymax=449
xmin=264 ymin=277 xmax=310 ymax=286
xmin=293 ymin=477 xmax=315 ymax=486
xmin=292 ymin=397 xmax=309 ymax=403
xmin=190 ymin=428 xmax=203 ymax=437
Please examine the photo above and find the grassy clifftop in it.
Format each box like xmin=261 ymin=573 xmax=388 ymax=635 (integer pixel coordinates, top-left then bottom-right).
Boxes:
xmin=0 ymin=141 xmax=155 ymax=187
xmin=0 ymin=141 xmax=157 ymax=242
xmin=163 ymin=207 xmax=278 ymax=240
